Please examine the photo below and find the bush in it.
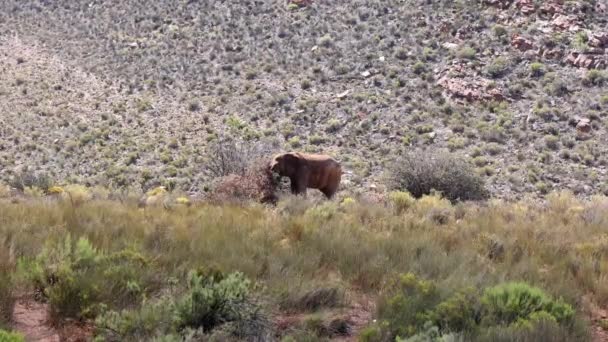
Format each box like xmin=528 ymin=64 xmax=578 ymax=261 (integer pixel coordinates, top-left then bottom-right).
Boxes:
xmin=389 ymin=191 xmax=416 ymax=214
xmin=456 ymin=47 xmax=476 ymax=60
xmin=480 ymin=282 xmax=575 ymax=326
xmin=372 ymin=276 xmax=580 ymax=342
xmin=173 ymin=270 xmax=252 ymax=331
xmin=0 ymin=330 xmax=24 ymax=342
xmin=18 ymin=235 xmax=153 ymax=320
xmin=377 ymin=273 xmax=442 ymax=339
xmin=97 ymin=269 xmax=269 ymax=341
xmin=530 ymin=63 xmax=545 ymax=77
xmin=386 ymin=150 xmax=488 ymax=202
xmin=485 ymin=57 xmax=510 ymax=78
xmin=582 ymin=69 xmax=605 ymax=86
xmin=210 ymin=159 xmax=278 ymax=204
xmin=204 ymin=139 xmax=276 ymax=179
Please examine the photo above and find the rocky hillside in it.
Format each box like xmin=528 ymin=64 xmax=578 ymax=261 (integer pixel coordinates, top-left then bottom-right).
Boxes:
xmin=0 ymin=0 xmax=607 ymax=198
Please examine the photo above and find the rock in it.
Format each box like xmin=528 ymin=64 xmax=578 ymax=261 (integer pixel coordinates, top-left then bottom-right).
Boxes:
xmin=576 ymin=118 xmax=592 ymax=133
xmin=515 ymin=0 xmax=535 ymax=14
xmin=523 ymin=50 xmax=537 ymax=60
xmin=437 ymin=76 xmax=506 ymax=102
xmin=484 ymin=0 xmax=512 ymax=9
xmin=288 ymin=0 xmax=312 ymax=7
xmin=442 ymin=42 xmax=459 ymax=50
xmin=540 ymin=48 xmax=563 ymax=60
xmin=589 ymin=32 xmax=608 ymax=48
xmin=597 ymin=2 xmax=607 ymax=13
xmin=511 ymin=35 xmax=534 ymax=51
xmin=455 ymin=25 xmax=473 ymax=40
xmin=565 ymin=51 xmax=607 ymax=69
xmin=360 ymin=70 xmax=371 ymax=78
xmin=539 ymin=1 xmax=563 ymax=15
xmin=552 ymin=14 xmax=581 ymax=32
xmin=336 ymin=90 xmax=350 ymax=99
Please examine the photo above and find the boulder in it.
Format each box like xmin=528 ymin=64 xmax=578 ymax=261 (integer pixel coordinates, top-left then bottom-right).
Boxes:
xmin=576 ymin=118 xmax=592 ymax=133
xmin=437 ymin=76 xmax=506 ymax=102
xmin=484 ymin=0 xmax=513 ymax=9
xmin=288 ymin=0 xmax=312 ymax=7
xmin=552 ymin=15 xmax=582 ymax=32
xmin=539 ymin=1 xmax=563 ymax=15
xmin=515 ymin=0 xmax=535 ymax=14
xmin=589 ymin=32 xmax=608 ymax=48
xmin=511 ymin=35 xmax=534 ymax=51
xmin=565 ymin=51 xmax=607 ymax=69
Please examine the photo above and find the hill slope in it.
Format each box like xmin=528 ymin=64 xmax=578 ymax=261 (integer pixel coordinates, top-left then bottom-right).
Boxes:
xmin=0 ymin=0 xmax=607 ymax=198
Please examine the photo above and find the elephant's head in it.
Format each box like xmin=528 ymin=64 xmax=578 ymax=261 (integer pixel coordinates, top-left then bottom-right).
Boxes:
xmin=270 ymin=152 xmax=301 ymax=177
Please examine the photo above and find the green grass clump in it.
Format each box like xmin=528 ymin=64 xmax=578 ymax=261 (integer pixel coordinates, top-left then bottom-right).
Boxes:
xmin=0 ymin=330 xmax=24 ymax=342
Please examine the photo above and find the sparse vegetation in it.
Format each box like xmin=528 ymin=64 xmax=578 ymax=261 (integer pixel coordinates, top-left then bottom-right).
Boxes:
xmin=2 ymin=0 xmax=608 ymax=339
xmin=0 ymin=190 xmax=607 ymax=339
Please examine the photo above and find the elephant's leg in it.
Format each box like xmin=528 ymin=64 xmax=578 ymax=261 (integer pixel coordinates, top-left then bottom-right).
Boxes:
xmin=321 ymin=185 xmax=337 ymax=199
xmin=321 ymin=188 xmax=334 ymax=199
xmin=290 ymin=178 xmax=298 ymax=194
xmin=290 ymin=178 xmax=307 ymax=196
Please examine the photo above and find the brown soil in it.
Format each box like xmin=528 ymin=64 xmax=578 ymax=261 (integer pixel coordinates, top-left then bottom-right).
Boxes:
xmin=11 ymin=297 xmax=93 ymax=342
xmin=12 ymin=298 xmax=60 ymax=342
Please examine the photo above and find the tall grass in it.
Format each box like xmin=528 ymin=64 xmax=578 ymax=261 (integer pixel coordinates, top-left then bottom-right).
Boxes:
xmin=0 ymin=191 xmax=607 ymax=339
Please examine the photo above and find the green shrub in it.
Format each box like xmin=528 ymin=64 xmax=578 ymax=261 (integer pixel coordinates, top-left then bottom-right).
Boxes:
xmin=530 ymin=63 xmax=545 ymax=77
xmin=480 ymin=282 xmax=575 ymax=327
xmin=97 ymin=269 xmax=267 ymax=341
xmin=377 ymin=273 xmax=441 ymax=339
xmin=432 ymin=288 xmax=480 ymax=333
xmin=456 ymin=47 xmax=476 ymax=60
xmin=412 ymin=62 xmax=426 ymax=75
xmin=18 ymin=235 xmax=152 ymax=320
xmin=389 ymin=191 xmax=416 ymax=214
xmin=583 ymin=70 xmax=605 ymax=86
xmin=95 ymin=297 xmax=175 ymax=341
xmin=386 ymin=150 xmax=488 ymax=202
xmin=492 ymin=25 xmax=507 ymax=37
xmin=485 ymin=57 xmax=510 ymax=78
xmin=173 ymin=269 xmax=251 ymax=331
xmin=0 ymin=330 xmax=24 ymax=342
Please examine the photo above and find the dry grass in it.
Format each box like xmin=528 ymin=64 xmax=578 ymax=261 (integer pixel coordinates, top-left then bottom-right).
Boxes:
xmin=0 ymin=189 xmax=607 ymax=339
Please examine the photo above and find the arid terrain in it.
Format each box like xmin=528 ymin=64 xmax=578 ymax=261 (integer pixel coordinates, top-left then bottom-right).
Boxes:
xmin=1 ymin=0 xmax=608 ymax=341
xmin=0 ymin=0 xmax=607 ymax=199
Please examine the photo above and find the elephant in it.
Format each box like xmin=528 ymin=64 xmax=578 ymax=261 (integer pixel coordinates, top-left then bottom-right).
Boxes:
xmin=269 ymin=152 xmax=342 ymax=199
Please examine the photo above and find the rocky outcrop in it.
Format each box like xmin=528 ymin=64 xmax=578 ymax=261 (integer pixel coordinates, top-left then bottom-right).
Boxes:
xmin=565 ymin=51 xmax=607 ymax=69
xmin=589 ymin=32 xmax=608 ymax=48
xmin=288 ymin=0 xmax=312 ymax=7
xmin=552 ymin=14 xmax=582 ymax=31
xmin=539 ymin=1 xmax=563 ymax=15
xmin=515 ymin=0 xmax=535 ymax=14
xmin=484 ymin=0 xmax=513 ymax=9
xmin=576 ymin=119 xmax=592 ymax=133
xmin=511 ymin=35 xmax=534 ymax=51
xmin=437 ymin=76 xmax=506 ymax=102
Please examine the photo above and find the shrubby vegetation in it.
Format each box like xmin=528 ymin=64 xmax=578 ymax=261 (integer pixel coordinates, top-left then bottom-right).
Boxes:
xmin=1 ymin=0 xmax=607 ymax=199
xmin=1 ymin=187 xmax=607 ymax=339
xmin=386 ymin=150 xmax=488 ymax=202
